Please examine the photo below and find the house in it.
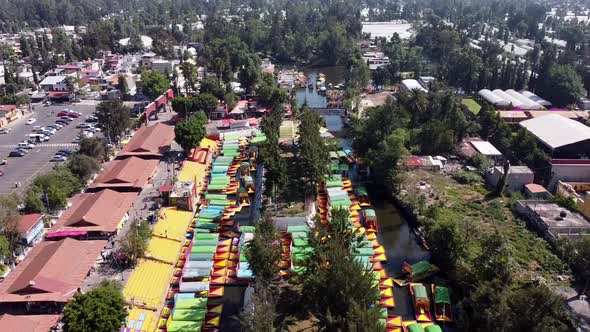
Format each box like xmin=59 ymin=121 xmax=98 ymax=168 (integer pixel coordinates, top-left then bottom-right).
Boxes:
xmin=150 ymin=59 xmax=174 ymax=76
xmin=88 ymin=157 xmax=159 ymax=192
xmin=485 ymin=165 xmax=534 ymax=192
xmin=405 ymin=156 xmax=443 ymax=171
xmin=17 ymin=214 xmax=45 ymax=248
xmin=519 ymin=114 xmax=590 ymax=158
xmin=524 ymin=183 xmax=551 ymax=200
xmin=515 ymin=200 xmax=590 ymax=241
xmin=469 ymin=140 xmax=503 ymax=164
xmin=0 ymin=238 xmax=106 ymax=313
xmin=116 ymin=123 xmax=175 ymax=160
xmin=549 ymin=159 xmax=590 ymax=191
xmin=39 ymin=76 xmax=69 ymax=92
xmin=47 ymin=189 xmax=136 ymax=238
xmin=556 ymin=181 xmax=590 ymax=220
xmin=418 ymin=76 xmax=435 ymax=90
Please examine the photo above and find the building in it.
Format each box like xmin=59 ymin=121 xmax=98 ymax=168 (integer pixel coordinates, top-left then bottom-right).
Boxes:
xmin=150 ymin=59 xmax=174 ymax=76
xmin=485 ymin=165 xmax=534 ymax=192
xmin=117 ymin=123 xmax=175 ymax=160
xmin=88 ymin=157 xmax=159 ymax=192
xmin=519 ymin=114 xmax=590 ymax=158
xmin=405 ymin=156 xmax=443 ymax=171
xmin=48 ymin=189 xmax=136 ymax=238
xmin=39 ymin=75 xmax=68 ymax=91
xmin=469 ymin=140 xmax=503 ymax=163
xmin=556 ymin=181 xmax=590 ymax=220
xmin=0 ymin=314 xmax=60 ymax=332
xmin=418 ymin=76 xmax=435 ymax=90
xmin=0 ymin=105 xmax=19 ymax=128
xmin=17 ymin=214 xmax=45 ymax=248
xmin=524 ymin=183 xmax=551 ymax=199
xmin=515 ymin=200 xmax=590 ymax=241
xmin=400 ymin=79 xmax=428 ymax=93
xmin=549 ymin=159 xmax=590 ymax=191
xmin=0 ymin=238 xmax=105 ymax=313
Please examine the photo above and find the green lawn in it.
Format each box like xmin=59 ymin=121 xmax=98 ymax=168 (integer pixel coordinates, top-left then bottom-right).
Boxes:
xmin=462 ymin=98 xmax=482 ymax=114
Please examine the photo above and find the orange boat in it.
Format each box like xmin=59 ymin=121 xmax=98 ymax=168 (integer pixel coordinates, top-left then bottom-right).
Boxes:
xmin=410 ymin=283 xmax=432 ymax=322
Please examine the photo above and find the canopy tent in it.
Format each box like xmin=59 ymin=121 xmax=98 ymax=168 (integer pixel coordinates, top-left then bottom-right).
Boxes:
xmin=413 ymin=284 xmax=429 ymax=301
xmin=356 ymin=186 xmax=368 ymax=196
xmin=185 ymin=261 xmax=214 ymax=270
xmin=407 ymin=323 xmax=425 ymax=332
xmin=174 ymin=297 xmax=208 ymax=309
xmin=171 ymin=308 xmax=206 ymax=322
xmin=337 ymin=150 xmax=348 ymax=158
xmin=434 ymin=286 xmax=451 ymax=304
xmin=240 ymin=225 xmax=256 ymax=233
xmin=287 ymin=225 xmax=309 ymax=233
xmin=409 ymin=261 xmax=434 ymax=276
xmin=194 ymin=233 xmax=220 ymax=241
xmin=205 ymin=194 xmax=227 ymax=200
xmin=425 ymin=325 xmax=443 ymax=332
xmin=183 ymin=268 xmax=213 ymax=279
xmin=211 ymin=166 xmax=229 ymax=174
xmin=363 ymin=209 xmax=376 ymax=217
xmin=166 ymin=320 xmax=202 ymax=332
xmin=179 ymin=281 xmax=210 ymax=293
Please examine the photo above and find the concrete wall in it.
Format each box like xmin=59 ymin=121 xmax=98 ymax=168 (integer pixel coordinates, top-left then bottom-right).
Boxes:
xmin=556 ymin=181 xmax=590 ymax=219
xmin=549 ymin=164 xmax=590 ymax=191
xmin=486 ymin=167 xmax=534 ymax=192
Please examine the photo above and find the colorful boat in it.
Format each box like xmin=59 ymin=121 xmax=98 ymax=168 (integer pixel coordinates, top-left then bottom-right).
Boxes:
xmin=410 ymin=283 xmax=432 ymax=322
xmin=393 ymin=261 xmax=439 ymax=286
xmin=356 ymin=186 xmax=370 ymax=206
xmin=361 ymin=208 xmax=377 ymax=231
xmin=432 ymin=285 xmax=452 ymax=322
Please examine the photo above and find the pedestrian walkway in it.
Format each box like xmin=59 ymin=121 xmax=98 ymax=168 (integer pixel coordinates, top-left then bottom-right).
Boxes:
xmin=0 ymin=143 xmax=79 ymax=148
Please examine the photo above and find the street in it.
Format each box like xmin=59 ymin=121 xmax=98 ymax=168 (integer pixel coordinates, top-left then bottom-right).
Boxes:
xmin=0 ymin=102 xmax=96 ymax=194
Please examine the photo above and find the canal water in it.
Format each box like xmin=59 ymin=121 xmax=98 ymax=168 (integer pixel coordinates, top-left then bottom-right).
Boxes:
xmin=291 ymin=66 xmax=345 ymax=109
xmin=324 ymin=115 xmax=431 ymax=320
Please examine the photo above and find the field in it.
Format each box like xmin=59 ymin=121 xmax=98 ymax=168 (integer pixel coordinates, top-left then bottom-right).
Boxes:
xmin=462 ymin=98 xmax=482 ymax=114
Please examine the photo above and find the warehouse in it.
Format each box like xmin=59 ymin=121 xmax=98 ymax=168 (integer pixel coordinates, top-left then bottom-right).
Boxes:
xmin=519 ymin=114 xmax=590 ymax=158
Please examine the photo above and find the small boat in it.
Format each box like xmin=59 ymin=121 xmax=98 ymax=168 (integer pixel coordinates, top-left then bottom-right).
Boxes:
xmin=356 ymin=186 xmax=371 ymax=207
xmin=432 ymin=285 xmax=453 ymax=322
xmin=393 ymin=261 xmax=439 ymax=286
xmin=410 ymin=283 xmax=432 ymax=322
xmin=361 ymin=208 xmax=377 ymax=232
xmin=413 ymin=227 xmax=430 ymax=250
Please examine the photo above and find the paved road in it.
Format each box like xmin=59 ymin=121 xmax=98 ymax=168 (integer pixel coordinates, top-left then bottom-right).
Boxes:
xmin=0 ymin=102 xmax=96 ymax=194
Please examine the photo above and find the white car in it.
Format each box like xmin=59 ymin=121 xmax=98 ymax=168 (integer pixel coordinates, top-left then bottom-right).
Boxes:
xmin=26 ymin=118 xmax=37 ymax=125
xmin=50 ymin=155 xmax=67 ymax=162
xmin=76 ymin=123 xmax=90 ymax=129
xmin=0 ymin=128 xmax=10 ymax=134
xmin=17 ymin=142 xmax=35 ymax=149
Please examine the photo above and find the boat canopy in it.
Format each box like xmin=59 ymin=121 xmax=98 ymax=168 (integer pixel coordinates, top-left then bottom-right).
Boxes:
xmin=413 ymin=284 xmax=428 ymax=299
xmin=363 ymin=209 xmax=376 ymax=217
xmin=434 ymin=286 xmax=451 ymax=304
xmin=329 ymin=151 xmax=339 ymax=159
xmin=425 ymin=325 xmax=443 ymax=332
xmin=407 ymin=323 xmax=425 ymax=332
xmin=356 ymin=186 xmax=368 ymax=196
xmin=175 ymin=297 xmax=208 ymax=309
xmin=411 ymin=261 xmax=433 ymax=276
xmin=171 ymin=308 xmax=206 ymax=322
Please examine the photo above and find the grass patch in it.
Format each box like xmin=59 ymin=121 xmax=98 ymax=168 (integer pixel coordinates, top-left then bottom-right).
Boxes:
xmin=462 ymin=98 xmax=482 ymax=114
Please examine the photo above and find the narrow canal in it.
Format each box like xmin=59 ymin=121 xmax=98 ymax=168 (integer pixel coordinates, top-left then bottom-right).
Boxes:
xmin=324 ymin=115 xmax=431 ymax=321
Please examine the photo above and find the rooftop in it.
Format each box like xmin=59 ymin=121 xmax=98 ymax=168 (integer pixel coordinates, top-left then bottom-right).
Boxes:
xmin=90 ymin=157 xmax=158 ymax=190
xmin=0 ymin=314 xmax=60 ymax=332
xmin=17 ymin=214 xmax=44 ymax=235
xmin=51 ymin=189 xmax=136 ymax=234
xmin=525 ymin=183 xmax=548 ymax=194
xmin=39 ymin=75 xmax=67 ymax=85
xmin=118 ymin=123 xmax=175 ymax=159
xmin=0 ymin=238 xmax=105 ymax=303
xmin=470 ymin=141 xmax=502 ymax=156
xmin=522 ymin=201 xmax=590 ymax=229
xmin=519 ymin=114 xmax=590 ymax=149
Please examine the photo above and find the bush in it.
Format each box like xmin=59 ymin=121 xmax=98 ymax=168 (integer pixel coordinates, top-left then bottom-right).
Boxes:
xmin=453 ymin=170 xmax=482 ymax=184
xmin=552 ymin=194 xmax=578 ymax=212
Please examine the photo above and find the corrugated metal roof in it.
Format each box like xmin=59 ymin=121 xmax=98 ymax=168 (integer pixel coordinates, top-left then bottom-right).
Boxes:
xmin=470 ymin=141 xmax=502 ymax=156
xmin=520 ymin=114 xmax=590 ymax=149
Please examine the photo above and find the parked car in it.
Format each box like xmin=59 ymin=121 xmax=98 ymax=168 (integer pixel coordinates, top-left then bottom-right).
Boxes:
xmin=0 ymin=128 xmax=11 ymax=134
xmin=17 ymin=142 xmax=35 ymax=149
xmin=9 ymin=150 xmax=26 ymax=157
xmin=55 ymin=120 xmax=69 ymax=126
xmin=48 ymin=124 xmax=63 ymax=130
xmin=50 ymin=155 xmax=67 ymax=162
xmin=57 ymin=111 xmax=71 ymax=117
xmin=65 ymin=112 xmax=80 ymax=118
xmin=58 ymin=116 xmax=73 ymax=122
xmin=57 ymin=149 xmax=73 ymax=156
xmin=0 ymin=159 xmax=7 ymax=165
xmin=26 ymin=118 xmax=37 ymax=125
xmin=76 ymin=123 xmax=90 ymax=129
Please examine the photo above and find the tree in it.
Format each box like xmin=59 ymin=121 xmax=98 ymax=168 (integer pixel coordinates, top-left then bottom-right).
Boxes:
xmin=238 ymin=55 xmax=261 ymax=94
xmin=180 ymin=61 xmax=196 ymax=95
xmin=199 ymin=77 xmax=225 ymax=100
xmin=95 ymin=100 xmax=131 ymax=143
xmin=79 ymin=137 xmax=108 ymax=161
xmin=0 ymin=235 xmax=9 ymax=259
xmin=117 ymin=75 xmax=129 ymax=97
xmin=240 ymin=281 xmax=277 ymax=332
xmin=174 ymin=112 xmax=207 ymax=153
xmin=31 ymin=166 xmax=82 ymax=212
xmin=118 ymin=221 xmax=151 ymax=265
xmin=244 ymin=213 xmax=282 ymax=283
xmin=141 ymin=69 xmax=169 ymax=100
xmin=23 ymin=189 xmax=45 ymax=214
xmin=559 ymin=237 xmax=590 ymax=293
xmin=67 ymin=154 xmax=100 ymax=181
xmin=0 ymin=193 xmax=21 ymax=259
xmin=192 ymin=93 xmax=218 ymax=116
xmin=296 ymin=109 xmax=329 ymax=196
xmin=543 ymin=64 xmax=587 ymax=106
xmin=62 ymin=281 xmax=127 ymax=332
xmin=171 ymin=96 xmax=193 ymax=118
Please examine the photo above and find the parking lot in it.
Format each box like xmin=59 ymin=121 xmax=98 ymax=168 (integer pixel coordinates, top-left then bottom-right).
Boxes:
xmin=0 ymin=102 xmax=97 ymax=194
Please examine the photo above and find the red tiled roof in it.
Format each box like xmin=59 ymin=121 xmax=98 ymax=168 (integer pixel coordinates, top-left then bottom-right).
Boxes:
xmin=406 ymin=156 xmax=423 ymax=167
xmin=0 ymin=314 xmax=60 ymax=332
xmin=525 ymin=183 xmax=547 ymax=193
xmin=51 ymin=189 xmax=137 ymax=233
xmin=0 ymin=238 xmax=106 ymax=303
xmin=0 ymin=105 xmax=17 ymax=112
xmin=89 ymin=157 xmax=158 ymax=190
xmin=18 ymin=214 xmax=44 ymax=234
xmin=118 ymin=123 xmax=174 ymax=159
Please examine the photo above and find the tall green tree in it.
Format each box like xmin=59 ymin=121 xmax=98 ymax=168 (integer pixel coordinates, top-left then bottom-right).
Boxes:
xmin=95 ymin=100 xmax=131 ymax=143
xmin=67 ymin=154 xmax=100 ymax=181
xmin=62 ymin=281 xmax=127 ymax=332
xmin=141 ymin=69 xmax=169 ymax=99
xmin=79 ymin=137 xmax=108 ymax=161
xmin=244 ymin=213 xmax=282 ymax=283
xmin=174 ymin=112 xmax=207 ymax=153
xmin=296 ymin=109 xmax=328 ymax=196
xmin=543 ymin=64 xmax=587 ymax=107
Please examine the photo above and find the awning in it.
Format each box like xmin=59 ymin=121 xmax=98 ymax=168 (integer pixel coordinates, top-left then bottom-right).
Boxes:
xmin=46 ymin=230 xmax=88 ymax=238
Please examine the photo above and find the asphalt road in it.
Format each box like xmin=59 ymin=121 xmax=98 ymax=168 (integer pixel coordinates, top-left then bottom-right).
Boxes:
xmin=0 ymin=102 xmax=96 ymax=194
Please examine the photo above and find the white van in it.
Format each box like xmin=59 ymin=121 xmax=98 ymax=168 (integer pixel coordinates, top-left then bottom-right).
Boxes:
xmin=27 ymin=134 xmax=48 ymax=143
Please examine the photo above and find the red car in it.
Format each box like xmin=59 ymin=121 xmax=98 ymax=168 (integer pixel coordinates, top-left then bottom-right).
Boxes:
xmin=57 ymin=111 xmax=70 ymax=117
xmin=66 ymin=113 xmax=80 ymax=118
xmin=55 ymin=120 xmax=69 ymax=125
